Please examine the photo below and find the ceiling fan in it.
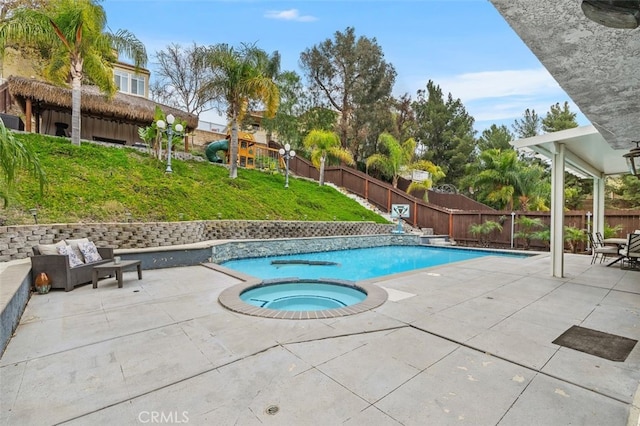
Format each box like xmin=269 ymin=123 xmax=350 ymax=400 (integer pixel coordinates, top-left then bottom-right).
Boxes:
xmin=581 ymin=0 xmax=640 ymax=28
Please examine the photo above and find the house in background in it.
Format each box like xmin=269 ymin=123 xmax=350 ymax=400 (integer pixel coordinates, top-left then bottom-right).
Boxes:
xmin=0 ymin=49 xmax=198 ymax=146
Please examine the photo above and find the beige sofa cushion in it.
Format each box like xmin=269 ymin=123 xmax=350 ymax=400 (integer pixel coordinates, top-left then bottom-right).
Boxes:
xmin=37 ymin=240 xmax=66 ymax=256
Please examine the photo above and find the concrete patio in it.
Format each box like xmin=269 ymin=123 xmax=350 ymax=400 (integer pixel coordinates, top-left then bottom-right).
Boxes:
xmin=1 ymin=252 xmax=639 ymax=425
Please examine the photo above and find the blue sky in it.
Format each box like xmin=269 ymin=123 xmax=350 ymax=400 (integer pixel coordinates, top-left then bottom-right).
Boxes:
xmin=102 ymin=0 xmax=589 ymax=133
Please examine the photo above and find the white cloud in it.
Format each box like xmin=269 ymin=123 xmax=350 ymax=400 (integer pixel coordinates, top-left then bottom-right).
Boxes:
xmin=434 ymin=69 xmax=562 ymax=103
xmin=264 ymin=9 xmax=317 ymax=22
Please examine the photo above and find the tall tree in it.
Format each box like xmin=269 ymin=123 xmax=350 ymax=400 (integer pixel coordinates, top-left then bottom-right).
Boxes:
xmin=298 ymin=106 xmax=338 ymax=137
xmin=203 ymin=43 xmax=279 ymax=179
xmin=0 ymin=0 xmax=147 ymax=146
xmin=512 ymin=108 xmax=541 ymax=138
xmin=0 ymin=118 xmax=45 ymax=206
xmin=542 ymin=101 xmax=578 ymax=132
xmin=477 ymin=124 xmax=514 ymax=152
xmin=300 ymin=27 xmax=396 ymax=155
xmin=390 ymin=93 xmax=415 ymax=143
xmin=366 ymin=132 xmax=444 ymax=193
xmin=303 ymin=129 xmax=354 ymax=186
xmin=350 ymin=98 xmax=395 ymax=162
xmin=260 ymin=70 xmax=305 ymax=149
xmin=152 ymin=43 xmax=215 ymax=117
xmin=617 ymin=175 xmax=640 ymax=208
xmin=412 ymin=80 xmax=476 ymax=188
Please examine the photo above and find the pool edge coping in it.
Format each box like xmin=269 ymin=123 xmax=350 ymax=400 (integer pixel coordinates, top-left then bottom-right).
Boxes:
xmin=217 ymin=278 xmax=388 ymax=320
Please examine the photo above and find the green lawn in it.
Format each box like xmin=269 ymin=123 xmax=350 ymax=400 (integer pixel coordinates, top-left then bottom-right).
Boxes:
xmin=3 ymin=133 xmax=389 ymax=225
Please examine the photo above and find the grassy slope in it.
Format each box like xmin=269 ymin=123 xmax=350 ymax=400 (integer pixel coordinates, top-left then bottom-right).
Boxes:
xmin=3 ymin=133 xmax=389 ymax=225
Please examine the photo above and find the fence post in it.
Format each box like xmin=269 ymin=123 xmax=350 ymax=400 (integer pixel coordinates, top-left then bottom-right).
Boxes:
xmin=365 ymin=178 xmax=369 ymax=200
xmin=510 ymin=211 xmax=516 ymax=249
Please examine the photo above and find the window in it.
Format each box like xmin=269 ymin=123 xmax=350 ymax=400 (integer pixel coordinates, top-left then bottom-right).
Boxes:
xmin=114 ymin=70 xmax=146 ymax=97
xmin=114 ymin=71 xmax=128 ymax=92
xmin=131 ymin=75 xmax=145 ymax=96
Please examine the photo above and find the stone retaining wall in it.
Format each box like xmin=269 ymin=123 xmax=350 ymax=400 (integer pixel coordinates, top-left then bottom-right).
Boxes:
xmin=211 ymin=234 xmax=419 ymax=263
xmin=0 ymin=220 xmax=395 ymax=262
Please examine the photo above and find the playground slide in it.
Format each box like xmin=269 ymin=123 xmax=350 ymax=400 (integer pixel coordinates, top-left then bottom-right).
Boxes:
xmin=205 ymin=139 xmax=229 ymax=163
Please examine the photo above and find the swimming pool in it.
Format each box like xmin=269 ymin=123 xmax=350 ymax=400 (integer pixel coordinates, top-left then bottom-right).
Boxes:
xmin=221 ymin=245 xmax=525 ymax=281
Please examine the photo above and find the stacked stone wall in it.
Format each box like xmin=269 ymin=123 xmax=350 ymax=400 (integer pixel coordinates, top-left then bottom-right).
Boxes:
xmin=211 ymin=234 xmax=418 ymax=263
xmin=0 ymin=221 xmax=395 ymax=262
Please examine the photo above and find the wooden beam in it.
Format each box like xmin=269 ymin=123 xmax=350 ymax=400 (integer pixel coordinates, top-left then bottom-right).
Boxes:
xmin=25 ymin=98 xmax=32 ymax=132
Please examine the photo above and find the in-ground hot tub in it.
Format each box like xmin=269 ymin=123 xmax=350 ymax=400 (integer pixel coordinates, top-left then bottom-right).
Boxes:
xmin=219 ymin=279 xmax=388 ymax=320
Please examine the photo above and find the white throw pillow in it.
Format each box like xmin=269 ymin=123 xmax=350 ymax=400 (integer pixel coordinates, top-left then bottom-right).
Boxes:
xmin=78 ymin=241 xmax=103 ymax=263
xmin=65 ymin=238 xmax=89 ymax=261
xmin=57 ymin=244 xmax=84 ymax=267
xmin=37 ymin=240 xmax=67 ymax=256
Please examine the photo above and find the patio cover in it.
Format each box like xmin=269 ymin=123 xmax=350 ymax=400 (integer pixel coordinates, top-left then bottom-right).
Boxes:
xmin=489 ymin=0 xmax=639 ymax=278
xmin=512 ymin=126 xmax=631 ymax=277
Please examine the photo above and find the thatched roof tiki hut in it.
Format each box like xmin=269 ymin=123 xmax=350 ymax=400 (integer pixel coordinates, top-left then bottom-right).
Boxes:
xmin=3 ymin=76 xmax=198 ymax=147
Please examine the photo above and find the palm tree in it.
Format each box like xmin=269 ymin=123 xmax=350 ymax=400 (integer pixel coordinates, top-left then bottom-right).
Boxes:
xmin=464 ymin=149 xmax=549 ymax=211
xmin=303 ymin=130 xmax=354 ymax=186
xmin=464 ymin=149 xmax=522 ymax=210
xmin=0 ymin=119 xmax=45 ymax=206
xmin=0 ymin=0 xmax=147 ymax=146
xmin=366 ymin=132 xmax=444 ymax=196
xmin=469 ymin=220 xmax=503 ymax=247
xmin=204 ymin=43 xmax=279 ymax=179
xmin=516 ymin=162 xmax=549 ymax=211
xmin=514 ymin=216 xmax=545 ymax=250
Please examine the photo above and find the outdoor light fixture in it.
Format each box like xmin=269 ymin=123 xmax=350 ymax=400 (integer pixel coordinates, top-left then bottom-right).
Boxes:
xmin=156 ymin=114 xmax=184 ymax=173
xmin=29 ymin=208 xmax=38 ymax=224
xmin=581 ymin=0 xmax=640 ymax=29
xmin=623 ymin=140 xmax=640 ymax=178
xmin=278 ymin=143 xmax=296 ymax=188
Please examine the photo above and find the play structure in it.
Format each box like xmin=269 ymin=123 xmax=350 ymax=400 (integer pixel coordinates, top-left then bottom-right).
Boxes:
xmin=205 ymin=139 xmax=229 ymax=163
xmin=205 ymin=131 xmax=257 ymax=168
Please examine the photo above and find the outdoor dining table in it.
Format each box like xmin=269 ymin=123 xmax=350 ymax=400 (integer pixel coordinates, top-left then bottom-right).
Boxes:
xmin=603 ymin=237 xmax=628 ymax=267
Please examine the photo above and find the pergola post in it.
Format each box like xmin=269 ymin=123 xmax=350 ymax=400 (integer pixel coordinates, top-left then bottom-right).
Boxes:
xmin=550 ymin=142 xmax=565 ymax=278
xmin=592 ymin=174 xmax=605 ymax=237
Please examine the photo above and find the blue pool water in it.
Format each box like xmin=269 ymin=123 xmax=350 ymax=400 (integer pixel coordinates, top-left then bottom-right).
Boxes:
xmin=241 ymin=281 xmax=366 ymax=311
xmin=222 ymin=245 xmax=525 ymax=281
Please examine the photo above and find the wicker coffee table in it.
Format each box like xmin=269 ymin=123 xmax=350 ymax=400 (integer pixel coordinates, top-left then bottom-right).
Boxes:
xmin=92 ymin=260 xmax=142 ymax=288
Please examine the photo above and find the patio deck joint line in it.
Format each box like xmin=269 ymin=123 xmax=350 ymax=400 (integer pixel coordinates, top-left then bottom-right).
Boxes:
xmin=408 ymin=324 xmax=632 ymax=405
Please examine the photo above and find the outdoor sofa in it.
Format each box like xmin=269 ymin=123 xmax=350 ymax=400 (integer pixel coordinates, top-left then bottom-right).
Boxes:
xmin=30 ymin=239 xmax=114 ymax=291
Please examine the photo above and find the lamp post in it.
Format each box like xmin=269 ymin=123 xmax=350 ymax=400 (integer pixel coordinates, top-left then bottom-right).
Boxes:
xmin=278 ymin=143 xmax=296 ymax=188
xmin=29 ymin=208 xmax=38 ymax=224
xmin=156 ymin=114 xmax=184 ymax=173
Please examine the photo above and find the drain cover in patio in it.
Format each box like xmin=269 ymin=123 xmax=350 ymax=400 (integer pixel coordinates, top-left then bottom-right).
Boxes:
xmin=552 ymin=325 xmax=637 ymax=362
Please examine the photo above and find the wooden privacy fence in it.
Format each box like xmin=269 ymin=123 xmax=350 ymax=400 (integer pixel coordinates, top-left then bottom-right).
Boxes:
xmin=289 ymin=156 xmax=640 ymax=250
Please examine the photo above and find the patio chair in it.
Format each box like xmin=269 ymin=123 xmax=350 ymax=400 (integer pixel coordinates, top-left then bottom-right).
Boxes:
xmin=619 ymin=233 xmax=640 ymax=271
xmin=588 ymin=233 xmax=618 ymax=264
